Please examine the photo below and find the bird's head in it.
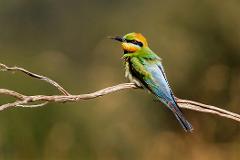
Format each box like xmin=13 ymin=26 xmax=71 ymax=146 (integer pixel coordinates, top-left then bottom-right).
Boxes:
xmin=110 ymin=32 xmax=148 ymax=53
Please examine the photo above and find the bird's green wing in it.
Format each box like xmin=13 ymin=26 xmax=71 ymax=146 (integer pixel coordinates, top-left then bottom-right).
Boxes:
xmin=129 ymin=56 xmax=193 ymax=132
xmin=129 ymin=56 xmax=173 ymax=104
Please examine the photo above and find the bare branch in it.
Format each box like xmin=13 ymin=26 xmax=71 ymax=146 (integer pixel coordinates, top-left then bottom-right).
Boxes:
xmin=0 ymin=89 xmax=26 ymax=100
xmin=176 ymin=98 xmax=240 ymax=122
xmin=0 ymin=63 xmax=70 ymax=95
xmin=0 ymin=63 xmax=240 ymax=123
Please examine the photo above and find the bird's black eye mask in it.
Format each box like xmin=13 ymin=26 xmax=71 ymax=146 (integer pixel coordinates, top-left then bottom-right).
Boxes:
xmin=126 ymin=39 xmax=143 ymax=47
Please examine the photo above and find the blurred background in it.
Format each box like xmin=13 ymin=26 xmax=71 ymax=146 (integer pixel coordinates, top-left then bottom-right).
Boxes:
xmin=0 ymin=0 xmax=240 ymax=159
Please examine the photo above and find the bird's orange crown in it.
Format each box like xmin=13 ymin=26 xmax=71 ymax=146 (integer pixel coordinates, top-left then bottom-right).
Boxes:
xmin=110 ymin=32 xmax=148 ymax=53
xmin=123 ymin=32 xmax=148 ymax=47
xmin=120 ymin=32 xmax=148 ymax=52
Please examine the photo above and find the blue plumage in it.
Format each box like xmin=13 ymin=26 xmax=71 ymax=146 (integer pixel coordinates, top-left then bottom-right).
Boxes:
xmin=111 ymin=32 xmax=193 ymax=132
xmin=142 ymin=61 xmax=193 ymax=132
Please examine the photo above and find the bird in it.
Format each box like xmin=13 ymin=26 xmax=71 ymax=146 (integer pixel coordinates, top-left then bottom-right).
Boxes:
xmin=110 ymin=32 xmax=193 ymax=132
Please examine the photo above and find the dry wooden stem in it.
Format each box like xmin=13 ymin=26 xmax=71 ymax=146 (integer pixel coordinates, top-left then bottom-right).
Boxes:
xmin=0 ymin=63 xmax=239 ymax=123
xmin=0 ymin=63 xmax=70 ymax=95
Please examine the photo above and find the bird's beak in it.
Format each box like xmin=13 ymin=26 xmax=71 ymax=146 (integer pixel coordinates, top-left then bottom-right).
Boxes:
xmin=108 ymin=36 xmax=124 ymax=42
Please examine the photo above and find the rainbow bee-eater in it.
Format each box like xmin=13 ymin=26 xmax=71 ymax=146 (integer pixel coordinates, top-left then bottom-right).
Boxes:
xmin=110 ymin=32 xmax=193 ymax=132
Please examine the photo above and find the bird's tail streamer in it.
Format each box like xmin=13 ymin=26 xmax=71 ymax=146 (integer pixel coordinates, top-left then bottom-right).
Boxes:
xmin=169 ymin=102 xmax=193 ymax=132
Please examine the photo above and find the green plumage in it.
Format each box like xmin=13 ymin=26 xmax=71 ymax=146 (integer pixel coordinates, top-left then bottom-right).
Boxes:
xmin=112 ymin=32 xmax=193 ymax=132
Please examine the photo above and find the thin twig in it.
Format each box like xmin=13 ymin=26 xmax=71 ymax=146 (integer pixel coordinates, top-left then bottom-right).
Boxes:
xmin=176 ymin=98 xmax=240 ymax=122
xmin=0 ymin=89 xmax=26 ymax=100
xmin=0 ymin=63 xmax=70 ymax=95
xmin=0 ymin=63 xmax=240 ymax=123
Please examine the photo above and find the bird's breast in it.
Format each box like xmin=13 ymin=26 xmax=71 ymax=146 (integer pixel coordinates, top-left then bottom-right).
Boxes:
xmin=125 ymin=60 xmax=142 ymax=87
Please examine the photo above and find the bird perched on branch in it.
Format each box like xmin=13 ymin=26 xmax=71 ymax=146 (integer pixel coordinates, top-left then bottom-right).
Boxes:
xmin=110 ymin=32 xmax=193 ymax=132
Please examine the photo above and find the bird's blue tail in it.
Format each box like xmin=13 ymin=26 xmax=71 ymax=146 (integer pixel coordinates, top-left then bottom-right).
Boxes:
xmin=168 ymin=101 xmax=193 ymax=132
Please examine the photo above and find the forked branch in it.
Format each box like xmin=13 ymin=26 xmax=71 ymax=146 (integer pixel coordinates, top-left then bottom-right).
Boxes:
xmin=0 ymin=63 xmax=240 ymax=123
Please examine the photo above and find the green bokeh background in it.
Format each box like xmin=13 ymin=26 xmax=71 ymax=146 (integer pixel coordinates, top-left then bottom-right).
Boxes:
xmin=0 ymin=0 xmax=240 ymax=159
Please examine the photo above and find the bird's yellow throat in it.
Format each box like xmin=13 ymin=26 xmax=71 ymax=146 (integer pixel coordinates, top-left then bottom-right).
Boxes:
xmin=121 ymin=42 xmax=139 ymax=53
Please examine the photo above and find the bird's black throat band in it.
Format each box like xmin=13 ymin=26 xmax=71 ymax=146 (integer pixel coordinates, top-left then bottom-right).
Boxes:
xmin=124 ymin=50 xmax=134 ymax=54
